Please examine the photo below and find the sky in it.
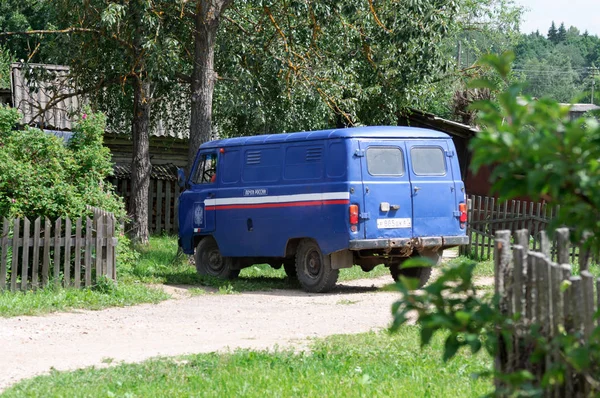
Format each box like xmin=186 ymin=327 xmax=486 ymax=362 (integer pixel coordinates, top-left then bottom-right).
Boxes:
xmin=516 ymin=0 xmax=600 ymax=36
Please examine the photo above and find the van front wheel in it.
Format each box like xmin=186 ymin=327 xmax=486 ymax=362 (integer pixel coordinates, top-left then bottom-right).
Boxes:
xmin=195 ymin=237 xmax=240 ymax=279
xmin=295 ymin=240 xmax=339 ymax=293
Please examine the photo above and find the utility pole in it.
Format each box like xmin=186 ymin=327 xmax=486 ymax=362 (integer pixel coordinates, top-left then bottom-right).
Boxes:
xmin=590 ymin=67 xmax=597 ymax=104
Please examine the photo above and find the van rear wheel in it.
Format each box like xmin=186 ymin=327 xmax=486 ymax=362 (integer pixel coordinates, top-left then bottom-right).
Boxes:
xmin=195 ymin=237 xmax=240 ymax=279
xmin=295 ymin=240 xmax=338 ymax=293
xmin=390 ymin=250 xmax=441 ymax=288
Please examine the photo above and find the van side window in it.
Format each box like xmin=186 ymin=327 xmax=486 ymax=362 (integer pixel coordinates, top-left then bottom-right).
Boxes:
xmin=410 ymin=147 xmax=446 ymax=176
xmin=221 ymin=150 xmax=241 ymax=184
xmin=366 ymin=147 xmax=405 ymax=176
xmin=192 ymin=153 xmax=217 ymax=184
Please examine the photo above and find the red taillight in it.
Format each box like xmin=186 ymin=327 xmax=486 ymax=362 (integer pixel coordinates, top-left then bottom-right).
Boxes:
xmin=459 ymin=202 xmax=467 ymax=226
xmin=349 ymin=204 xmax=359 ymax=225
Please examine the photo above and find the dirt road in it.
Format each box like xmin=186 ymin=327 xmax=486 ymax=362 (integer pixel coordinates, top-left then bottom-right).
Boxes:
xmin=0 ymin=275 xmax=404 ymax=391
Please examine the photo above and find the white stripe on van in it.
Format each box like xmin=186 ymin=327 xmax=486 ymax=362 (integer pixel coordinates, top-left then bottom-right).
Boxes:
xmin=204 ymin=191 xmax=350 ymax=206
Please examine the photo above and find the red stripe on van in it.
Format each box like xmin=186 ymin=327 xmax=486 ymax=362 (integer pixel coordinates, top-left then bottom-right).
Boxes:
xmin=207 ymin=199 xmax=349 ymax=211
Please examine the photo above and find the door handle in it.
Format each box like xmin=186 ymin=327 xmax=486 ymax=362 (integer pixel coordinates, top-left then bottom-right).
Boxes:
xmin=414 ymin=186 xmax=421 ymax=193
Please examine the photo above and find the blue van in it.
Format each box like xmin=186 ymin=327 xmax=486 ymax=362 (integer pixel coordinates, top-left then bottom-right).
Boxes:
xmin=178 ymin=126 xmax=468 ymax=292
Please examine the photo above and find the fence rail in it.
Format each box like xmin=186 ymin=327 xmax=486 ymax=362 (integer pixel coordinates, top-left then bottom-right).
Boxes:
xmin=495 ymin=228 xmax=599 ymax=396
xmin=0 ymin=210 xmax=117 ymax=292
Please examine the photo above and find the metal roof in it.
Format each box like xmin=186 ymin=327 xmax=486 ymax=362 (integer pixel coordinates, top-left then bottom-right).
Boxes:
xmin=559 ymin=103 xmax=600 ymax=113
xmin=200 ymin=126 xmax=450 ymax=149
xmin=11 ymin=63 xmax=81 ymax=130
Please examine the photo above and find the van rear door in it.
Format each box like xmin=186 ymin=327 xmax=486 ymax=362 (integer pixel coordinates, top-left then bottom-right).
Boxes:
xmin=406 ymin=140 xmax=460 ymax=237
xmin=357 ymin=141 xmax=413 ymax=239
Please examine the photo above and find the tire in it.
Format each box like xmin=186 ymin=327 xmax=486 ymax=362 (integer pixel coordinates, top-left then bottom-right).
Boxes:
xmin=295 ymin=240 xmax=339 ymax=293
xmin=390 ymin=250 xmax=441 ymax=288
xmin=283 ymin=258 xmax=297 ymax=280
xmin=195 ymin=237 xmax=240 ymax=279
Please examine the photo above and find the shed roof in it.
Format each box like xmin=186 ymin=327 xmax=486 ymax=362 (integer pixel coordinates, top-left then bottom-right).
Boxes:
xmin=11 ymin=63 xmax=81 ymax=130
xmin=200 ymin=126 xmax=450 ymax=149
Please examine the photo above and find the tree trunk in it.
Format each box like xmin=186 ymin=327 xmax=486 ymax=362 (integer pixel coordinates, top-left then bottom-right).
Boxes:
xmin=187 ymin=0 xmax=233 ymax=172
xmin=129 ymin=76 xmax=152 ymax=244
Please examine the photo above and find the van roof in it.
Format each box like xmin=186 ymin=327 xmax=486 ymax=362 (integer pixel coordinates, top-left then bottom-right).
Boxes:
xmin=200 ymin=126 xmax=450 ymax=149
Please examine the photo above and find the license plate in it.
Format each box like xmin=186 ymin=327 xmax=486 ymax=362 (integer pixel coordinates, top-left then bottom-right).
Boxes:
xmin=376 ymin=218 xmax=411 ymax=229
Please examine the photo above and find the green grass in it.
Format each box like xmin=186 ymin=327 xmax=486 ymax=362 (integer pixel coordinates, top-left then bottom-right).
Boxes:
xmin=0 ymin=281 xmax=168 ymax=317
xmin=126 ymin=235 xmax=391 ymax=292
xmin=2 ymin=326 xmax=492 ymax=398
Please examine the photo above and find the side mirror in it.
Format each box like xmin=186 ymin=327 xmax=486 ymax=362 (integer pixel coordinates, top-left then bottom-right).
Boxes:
xmin=177 ymin=168 xmax=187 ymax=189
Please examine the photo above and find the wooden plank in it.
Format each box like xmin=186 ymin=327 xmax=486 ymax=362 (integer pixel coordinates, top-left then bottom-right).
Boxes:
xmin=148 ymin=178 xmax=154 ymax=232
xmin=528 ymin=202 xmax=535 ymax=244
xmin=471 ymin=196 xmax=480 ymax=258
xmin=480 ymin=196 xmax=490 ymax=259
xmin=578 ymin=243 xmax=591 ymax=273
xmin=85 ymin=217 xmax=92 ymax=287
xmin=10 ymin=218 xmax=21 ymax=292
xmin=500 ymin=200 xmax=508 ymax=232
xmin=156 ymin=179 xmax=163 ymax=234
xmin=95 ymin=215 xmax=103 ymax=281
xmin=106 ymin=215 xmax=114 ymax=280
xmin=493 ymin=230 xmax=511 ymax=378
xmin=31 ymin=218 xmax=41 ymax=289
xmin=526 ymin=250 xmax=535 ymax=322
xmin=174 ymin=181 xmax=181 ymax=231
xmin=10 ymin=218 xmax=20 ymax=292
xmin=539 ymin=231 xmax=550 ymax=258
xmin=21 ymin=218 xmax=30 ymax=290
xmin=64 ymin=217 xmax=71 ymax=287
xmin=561 ymin=264 xmax=574 ymax=397
xmin=555 ymin=228 xmax=570 ymax=265
xmin=42 ymin=218 xmax=51 ymax=286
xmin=74 ymin=218 xmax=82 ymax=288
xmin=486 ymin=197 xmax=495 ymax=259
xmin=0 ymin=218 xmax=9 ymax=290
xmin=550 ymin=263 xmax=565 ymax=398
xmin=581 ymin=271 xmax=595 ymax=339
xmin=165 ymin=180 xmax=172 ymax=234
xmin=512 ymin=245 xmax=526 ymax=370
xmin=532 ymin=203 xmax=542 ymax=251
xmin=54 ymin=218 xmax=62 ymax=287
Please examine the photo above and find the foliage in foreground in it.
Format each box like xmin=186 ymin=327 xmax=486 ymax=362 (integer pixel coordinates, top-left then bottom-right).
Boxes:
xmin=392 ymin=52 xmax=600 ymax=396
xmin=2 ymin=328 xmax=492 ymax=397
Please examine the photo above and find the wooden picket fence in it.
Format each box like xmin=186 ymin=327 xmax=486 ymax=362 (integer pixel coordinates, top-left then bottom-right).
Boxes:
xmin=494 ymin=228 xmax=599 ymax=396
xmin=460 ymin=194 xmax=595 ymax=263
xmin=0 ymin=209 xmax=117 ymax=291
xmin=109 ymin=176 xmax=180 ymax=235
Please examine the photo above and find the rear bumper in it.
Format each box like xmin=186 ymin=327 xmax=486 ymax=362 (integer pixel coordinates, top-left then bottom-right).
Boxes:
xmin=348 ymin=235 xmax=469 ymax=251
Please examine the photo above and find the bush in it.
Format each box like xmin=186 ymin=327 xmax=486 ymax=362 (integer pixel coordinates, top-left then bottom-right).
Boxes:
xmin=391 ymin=52 xmax=600 ymax=396
xmin=0 ymin=106 xmax=125 ymax=220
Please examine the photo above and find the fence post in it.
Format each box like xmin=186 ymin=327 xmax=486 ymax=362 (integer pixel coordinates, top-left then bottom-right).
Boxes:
xmin=64 ymin=217 xmax=71 ymax=287
xmin=494 ymin=230 xmax=512 ymax=381
xmin=32 ymin=217 xmax=41 ymax=289
xmin=54 ymin=218 xmax=62 ymax=287
xmin=21 ymin=218 xmax=30 ymax=291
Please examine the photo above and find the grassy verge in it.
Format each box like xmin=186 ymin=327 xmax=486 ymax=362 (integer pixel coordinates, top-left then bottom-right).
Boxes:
xmin=2 ymin=326 xmax=492 ymax=397
xmin=126 ymin=235 xmax=391 ymax=292
xmin=0 ymin=281 xmax=168 ymax=317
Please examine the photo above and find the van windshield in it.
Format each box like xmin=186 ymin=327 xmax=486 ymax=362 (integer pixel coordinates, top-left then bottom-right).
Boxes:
xmin=366 ymin=147 xmax=405 ymax=176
